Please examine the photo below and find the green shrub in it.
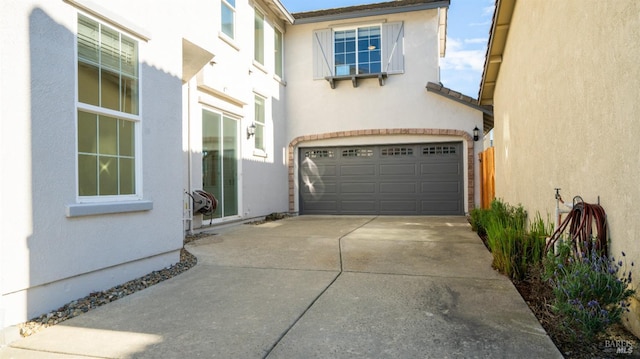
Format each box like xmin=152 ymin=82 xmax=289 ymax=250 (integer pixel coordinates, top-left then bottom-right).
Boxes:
xmin=484 ymin=200 xmax=528 ymax=279
xmin=486 ymin=216 xmax=524 ymax=278
xmin=469 ymin=209 xmax=486 ymax=238
xmin=471 ymin=200 xmax=552 ymax=280
xmin=524 ymin=213 xmax=553 ymax=267
xmin=544 ymin=241 xmax=636 ymax=340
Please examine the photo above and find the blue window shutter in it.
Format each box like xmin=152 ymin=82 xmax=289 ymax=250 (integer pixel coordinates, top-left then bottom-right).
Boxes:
xmin=312 ymin=29 xmax=333 ymax=79
xmin=382 ymin=22 xmax=404 ymax=74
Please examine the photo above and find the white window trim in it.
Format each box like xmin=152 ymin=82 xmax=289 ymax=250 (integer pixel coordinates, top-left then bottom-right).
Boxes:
xmin=252 ymin=60 xmax=268 ymax=74
xmin=200 ymin=107 xmax=243 ymax=222
xmin=66 ymin=200 xmax=153 ymax=217
xmin=333 ymin=23 xmax=383 ymax=76
xmin=64 ymin=0 xmax=151 ymax=41
xmin=274 ymin=26 xmax=285 ymax=81
xmin=254 ymin=7 xmax=266 ymax=66
xmin=74 ymin=12 xmax=145 ymax=206
xmin=221 ymin=0 xmax=236 ymax=40
xmin=313 ymin=21 xmax=404 ymax=81
xmin=253 ymin=93 xmax=268 ymax=155
xmin=219 ymin=31 xmax=240 ymax=51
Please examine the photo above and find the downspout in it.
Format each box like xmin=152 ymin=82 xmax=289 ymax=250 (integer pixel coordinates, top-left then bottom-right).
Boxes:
xmin=186 ymin=79 xmax=194 ymax=235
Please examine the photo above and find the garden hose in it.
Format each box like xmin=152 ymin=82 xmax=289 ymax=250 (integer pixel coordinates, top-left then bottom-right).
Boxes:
xmin=544 ymin=198 xmax=608 ymax=259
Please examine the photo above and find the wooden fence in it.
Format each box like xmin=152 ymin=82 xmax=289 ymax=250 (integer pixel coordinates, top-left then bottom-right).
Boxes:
xmin=479 ymin=147 xmax=495 ymax=209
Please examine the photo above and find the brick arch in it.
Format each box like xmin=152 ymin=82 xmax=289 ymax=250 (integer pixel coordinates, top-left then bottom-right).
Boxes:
xmin=288 ymin=128 xmax=475 ymax=214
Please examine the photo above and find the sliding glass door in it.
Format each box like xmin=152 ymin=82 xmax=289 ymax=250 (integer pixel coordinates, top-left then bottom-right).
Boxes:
xmin=202 ymin=109 xmax=238 ymax=219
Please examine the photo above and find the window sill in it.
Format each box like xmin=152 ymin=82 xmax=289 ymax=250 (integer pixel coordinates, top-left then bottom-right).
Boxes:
xmin=218 ymin=31 xmax=240 ymax=51
xmin=66 ymin=200 xmax=153 ymax=217
xmin=325 ymin=73 xmax=388 ymax=89
xmin=273 ymin=74 xmax=287 ymax=86
xmin=253 ymin=149 xmax=268 ymax=158
xmin=252 ymin=60 xmax=268 ymax=75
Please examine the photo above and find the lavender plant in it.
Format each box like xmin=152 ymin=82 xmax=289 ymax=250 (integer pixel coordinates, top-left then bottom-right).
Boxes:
xmin=544 ymin=241 xmax=636 ymax=340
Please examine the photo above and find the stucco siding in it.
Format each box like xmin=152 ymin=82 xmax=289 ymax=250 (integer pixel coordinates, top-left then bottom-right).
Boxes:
xmin=492 ymin=0 xmax=640 ymax=336
xmin=1 ymin=0 xmax=184 ymax=326
xmin=184 ymin=0 xmax=290 ymax=227
xmin=286 ymin=10 xmax=444 ymax=138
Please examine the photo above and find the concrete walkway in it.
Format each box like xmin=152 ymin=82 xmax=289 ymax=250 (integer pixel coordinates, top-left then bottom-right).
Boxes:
xmin=0 ymin=216 xmax=562 ymax=358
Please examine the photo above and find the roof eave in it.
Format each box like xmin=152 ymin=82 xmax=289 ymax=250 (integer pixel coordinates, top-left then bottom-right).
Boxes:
xmin=426 ymin=82 xmax=493 ymax=116
xmin=293 ymin=1 xmax=450 ymax=25
xmin=478 ymin=0 xmax=515 ymax=108
xmin=265 ymin=0 xmax=295 ymax=24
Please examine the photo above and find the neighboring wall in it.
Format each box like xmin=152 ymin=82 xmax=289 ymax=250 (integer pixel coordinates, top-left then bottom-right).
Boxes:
xmin=0 ymin=0 xmax=184 ymax=327
xmin=492 ymin=1 xmax=640 ymax=336
xmin=285 ymin=8 xmax=483 ymax=212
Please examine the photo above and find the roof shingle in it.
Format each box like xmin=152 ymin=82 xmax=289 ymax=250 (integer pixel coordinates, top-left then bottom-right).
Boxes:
xmin=293 ymin=0 xmax=449 ymax=23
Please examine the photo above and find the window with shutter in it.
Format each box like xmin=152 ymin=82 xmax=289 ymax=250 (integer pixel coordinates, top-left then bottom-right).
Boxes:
xmin=312 ymin=29 xmax=333 ymax=79
xmin=382 ymin=22 xmax=404 ymax=74
xmin=312 ymin=22 xmax=404 ymax=86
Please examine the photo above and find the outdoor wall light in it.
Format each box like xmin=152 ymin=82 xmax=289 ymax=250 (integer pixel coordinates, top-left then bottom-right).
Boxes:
xmin=247 ymin=122 xmax=256 ymax=139
xmin=473 ymin=126 xmax=480 ymax=142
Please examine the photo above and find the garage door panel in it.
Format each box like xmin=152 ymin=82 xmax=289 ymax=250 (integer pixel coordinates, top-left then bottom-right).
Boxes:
xmin=341 ymin=200 xmax=376 ymax=212
xmin=300 ymin=143 xmax=463 ymax=215
xmin=301 ymin=182 xmax=337 ymax=195
xmin=341 ymin=182 xmax=376 ymax=194
xmin=380 ymin=182 xmax=417 ymax=194
xmin=379 ymin=163 xmax=416 ymax=176
xmin=421 ymin=181 xmax=460 ymax=193
xmin=420 ymin=163 xmax=460 ymax=175
xmin=301 ymin=164 xmax=338 ymax=177
xmin=380 ymin=200 xmax=418 ymax=213
xmin=340 ymin=164 xmax=376 ymax=176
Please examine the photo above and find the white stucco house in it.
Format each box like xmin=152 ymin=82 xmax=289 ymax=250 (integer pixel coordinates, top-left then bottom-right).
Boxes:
xmin=0 ymin=0 xmax=484 ymax=331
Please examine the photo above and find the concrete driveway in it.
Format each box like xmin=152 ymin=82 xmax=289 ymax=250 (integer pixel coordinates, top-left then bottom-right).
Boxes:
xmin=0 ymin=216 xmax=562 ymax=358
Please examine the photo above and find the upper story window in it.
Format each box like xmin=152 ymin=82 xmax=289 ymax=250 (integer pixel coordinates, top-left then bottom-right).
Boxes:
xmin=254 ymin=8 xmax=265 ymax=65
xmin=334 ymin=26 xmax=381 ymax=76
xmin=274 ymin=28 xmax=284 ymax=78
xmin=221 ymin=0 xmax=235 ymax=39
xmin=77 ymin=14 xmax=140 ymax=198
xmin=313 ymin=22 xmax=404 ymax=80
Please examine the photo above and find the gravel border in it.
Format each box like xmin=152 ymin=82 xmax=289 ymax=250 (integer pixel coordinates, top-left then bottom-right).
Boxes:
xmin=17 ymin=214 xmax=289 ymax=337
xmin=18 ymin=248 xmax=197 ymax=337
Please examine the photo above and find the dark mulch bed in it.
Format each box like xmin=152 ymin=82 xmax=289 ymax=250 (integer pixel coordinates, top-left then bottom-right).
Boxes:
xmin=514 ymin=267 xmax=639 ymax=358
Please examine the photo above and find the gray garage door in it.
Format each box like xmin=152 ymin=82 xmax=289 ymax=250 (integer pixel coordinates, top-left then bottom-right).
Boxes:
xmin=299 ymin=142 xmax=464 ymax=215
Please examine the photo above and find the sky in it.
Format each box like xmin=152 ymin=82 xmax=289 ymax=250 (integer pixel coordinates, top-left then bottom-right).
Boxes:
xmin=280 ymin=0 xmax=494 ymax=98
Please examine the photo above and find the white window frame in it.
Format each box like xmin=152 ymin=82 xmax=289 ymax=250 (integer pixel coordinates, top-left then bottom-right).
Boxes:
xmin=254 ymin=7 xmax=265 ymax=65
xmin=221 ymin=0 xmax=236 ymax=40
xmin=253 ymin=94 xmax=267 ymax=154
xmin=332 ymin=24 xmax=383 ymax=76
xmin=313 ymin=21 xmax=404 ymax=80
xmin=75 ymin=13 xmax=143 ymax=204
xmin=274 ymin=26 xmax=284 ymax=79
